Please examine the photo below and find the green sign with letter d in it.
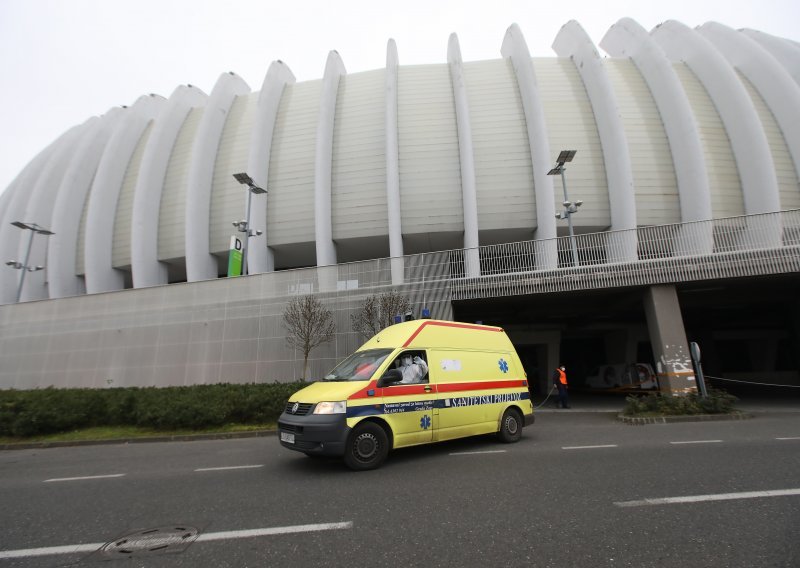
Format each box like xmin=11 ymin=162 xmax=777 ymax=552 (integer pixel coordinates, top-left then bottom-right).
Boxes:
xmin=228 ymin=235 xmax=243 ymax=277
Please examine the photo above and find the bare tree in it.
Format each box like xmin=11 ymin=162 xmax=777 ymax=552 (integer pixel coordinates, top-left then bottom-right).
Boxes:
xmin=283 ymin=295 xmax=336 ymax=380
xmin=351 ymin=291 xmax=411 ymax=340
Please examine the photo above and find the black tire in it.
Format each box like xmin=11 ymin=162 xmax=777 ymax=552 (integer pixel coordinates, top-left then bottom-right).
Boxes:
xmin=497 ymin=408 xmax=523 ymax=443
xmin=343 ymin=421 xmax=389 ymax=471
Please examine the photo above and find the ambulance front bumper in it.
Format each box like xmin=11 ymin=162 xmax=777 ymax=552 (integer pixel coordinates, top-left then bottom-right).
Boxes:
xmin=277 ymin=412 xmax=351 ymax=456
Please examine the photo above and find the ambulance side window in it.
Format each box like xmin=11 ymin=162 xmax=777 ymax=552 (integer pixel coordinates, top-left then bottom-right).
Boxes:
xmin=390 ymin=351 xmax=429 ymax=384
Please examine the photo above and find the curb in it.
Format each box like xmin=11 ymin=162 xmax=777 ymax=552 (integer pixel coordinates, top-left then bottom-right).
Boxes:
xmin=0 ymin=429 xmax=277 ymax=451
xmin=617 ymin=411 xmax=753 ymax=425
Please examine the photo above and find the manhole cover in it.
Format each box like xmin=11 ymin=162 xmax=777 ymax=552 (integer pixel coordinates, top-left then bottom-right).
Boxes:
xmin=97 ymin=526 xmax=199 ymax=558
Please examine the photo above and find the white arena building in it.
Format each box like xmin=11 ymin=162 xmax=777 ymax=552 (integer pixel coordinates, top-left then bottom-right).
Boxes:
xmin=1 ymin=19 xmax=799 ymax=395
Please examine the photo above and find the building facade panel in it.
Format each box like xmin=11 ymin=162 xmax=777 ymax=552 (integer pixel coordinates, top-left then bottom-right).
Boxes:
xmin=0 ymin=135 xmax=70 ymax=303
xmin=112 ymin=121 xmax=153 ymax=269
xmin=533 ymin=58 xmax=610 ymax=230
xmin=267 ymin=80 xmax=322 ymax=249
xmin=604 ymin=59 xmax=680 ymax=225
xmin=132 ymin=85 xmax=207 ymax=288
xmin=463 ymin=59 xmax=535 ymax=240
xmin=672 ymin=64 xmax=744 ymax=217
xmin=736 ymin=71 xmax=800 ymax=210
xmin=332 ymin=70 xmax=387 ymax=242
xmin=184 ymin=72 xmax=249 ymax=282
xmin=86 ymin=95 xmax=164 ymax=293
xmin=210 ymin=92 xmax=259 ymax=255
xmin=159 ymin=107 xmax=205 ymax=263
xmin=20 ymin=125 xmax=89 ymax=301
xmin=397 ymin=64 xmax=463 ymax=241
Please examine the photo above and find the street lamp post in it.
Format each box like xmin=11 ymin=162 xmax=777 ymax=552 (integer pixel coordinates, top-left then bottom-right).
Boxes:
xmin=5 ymin=221 xmax=55 ymax=303
xmin=232 ymin=173 xmax=266 ymax=276
xmin=547 ymin=150 xmax=582 ymax=267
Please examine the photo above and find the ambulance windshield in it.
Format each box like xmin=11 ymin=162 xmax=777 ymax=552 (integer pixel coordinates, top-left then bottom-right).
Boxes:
xmin=323 ymin=349 xmax=393 ymax=381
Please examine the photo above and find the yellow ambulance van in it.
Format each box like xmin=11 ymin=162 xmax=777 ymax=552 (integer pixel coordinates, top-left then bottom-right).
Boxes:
xmin=278 ymin=319 xmax=534 ymax=470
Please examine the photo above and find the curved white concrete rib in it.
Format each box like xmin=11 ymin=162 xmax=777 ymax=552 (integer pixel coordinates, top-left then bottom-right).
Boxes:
xmin=19 ymin=123 xmax=90 ymax=301
xmin=49 ymin=109 xmax=124 ymax=299
xmin=553 ymin=20 xmax=638 ymax=262
xmin=314 ymin=51 xmax=345 ymax=268
xmin=85 ymin=95 xmax=165 ymax=294
xmin=246 ymin=60 xmax=295 ymax=274
xmin=740 ymin=28 xmax=800 ymax=87
xmin=501 ymin=23 xmax=557 ymax=269
xmin=0 ymin=130 xmax=76 ymax=303
xmin=601 ymin=18 xmax=713 ymax=224
xmin=699 ymin=22 xmax=800 ymax=183
xmin=652 ymin=21 xmax=781 ymax=217
xmin=447 ymin=33 xmax=480 ymax=278
xmin=385 ymin=39 xmax=404 ymax=285
xmin=0 ymin=181 xmax=25 ymax=303
xmin=132 ymin=85 xmax=207 ymax=288
xmin=185 ymin=72 xmax=250 ymax=282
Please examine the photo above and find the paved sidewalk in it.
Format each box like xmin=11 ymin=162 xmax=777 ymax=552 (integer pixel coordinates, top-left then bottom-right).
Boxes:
xmin=532 ymin=391 xmax=800 ymax=414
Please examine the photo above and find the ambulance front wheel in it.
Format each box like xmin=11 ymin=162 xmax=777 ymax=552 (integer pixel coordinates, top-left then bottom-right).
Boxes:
xmin=498 ymin=408 xmax=523 ymax=443
xmin=344 ymin=422 xmax=389 ymax=471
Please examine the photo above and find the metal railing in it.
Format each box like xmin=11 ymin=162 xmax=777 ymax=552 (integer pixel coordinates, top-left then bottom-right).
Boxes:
xmin=274 ymin=209 xmax=799 ymax=306
xmin=447 ymin=209 xmax=800 ymax=300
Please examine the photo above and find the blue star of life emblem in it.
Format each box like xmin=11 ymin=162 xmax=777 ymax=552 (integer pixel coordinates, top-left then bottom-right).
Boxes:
xmin=499 ymin=359 xmax=509 ymax=373
xmin=420 ymin=415 xmax=431 ymax=430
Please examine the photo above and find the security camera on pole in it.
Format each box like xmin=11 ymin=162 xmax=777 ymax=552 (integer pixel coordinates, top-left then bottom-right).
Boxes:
xmin=5 ymin=221 xmax=55 ymax=303
xmin=231 ymin=173 xmax=266 ymax=276
xmin=547 ymin=150 xmax=582 ymax=267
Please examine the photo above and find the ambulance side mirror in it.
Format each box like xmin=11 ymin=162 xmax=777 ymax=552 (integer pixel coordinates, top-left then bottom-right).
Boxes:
xmin=377 ymin=369 xmax=403 ymax=387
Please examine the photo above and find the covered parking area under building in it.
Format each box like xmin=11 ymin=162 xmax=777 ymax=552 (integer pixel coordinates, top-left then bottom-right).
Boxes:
xmin=452 ymin=274 xmax=800 ymax=400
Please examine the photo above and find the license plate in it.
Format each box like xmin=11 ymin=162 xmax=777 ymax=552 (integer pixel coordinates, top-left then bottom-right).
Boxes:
xmin=280 ymin=432 xmax=295 ymax=444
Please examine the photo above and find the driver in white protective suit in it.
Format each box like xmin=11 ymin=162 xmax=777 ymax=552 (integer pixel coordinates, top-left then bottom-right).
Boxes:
xmin=398 ymin=354 xmax=428 ymax=384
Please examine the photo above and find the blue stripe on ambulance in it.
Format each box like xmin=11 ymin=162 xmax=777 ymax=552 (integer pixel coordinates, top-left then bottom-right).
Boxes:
xmin=346 ymin=391 xmax=529 ymax=418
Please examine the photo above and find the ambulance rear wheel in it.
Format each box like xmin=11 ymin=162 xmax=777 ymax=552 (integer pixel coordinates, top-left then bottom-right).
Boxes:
xmin=344 ymin=422 xmax=389 ymax=471
xmin=498 ymin=408 xmax=523 ymax=443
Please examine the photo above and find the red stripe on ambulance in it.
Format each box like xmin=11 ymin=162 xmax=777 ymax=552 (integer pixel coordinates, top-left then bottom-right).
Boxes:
xmin=401 ymin=320 xmax=502 ymax=347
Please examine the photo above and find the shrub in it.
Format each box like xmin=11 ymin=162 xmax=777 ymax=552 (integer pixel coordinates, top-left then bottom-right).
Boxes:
xmin=623 ymin=388 xmax=738 ymax=417
xmin=0 ymin=381 xmax=307 ymax=437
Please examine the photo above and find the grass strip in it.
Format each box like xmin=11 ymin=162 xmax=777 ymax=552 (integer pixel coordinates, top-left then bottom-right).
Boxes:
xmin=0 ymin=423 xmax=276 ymax=445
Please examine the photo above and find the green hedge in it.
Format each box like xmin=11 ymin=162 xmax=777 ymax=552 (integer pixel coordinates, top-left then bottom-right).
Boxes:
xmin=623 ymin=388 xmax=738 ymax=417
xmin=0 ymin=382 xmax=305 ymax=437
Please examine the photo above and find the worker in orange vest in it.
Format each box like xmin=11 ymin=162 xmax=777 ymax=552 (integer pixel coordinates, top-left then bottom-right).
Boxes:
xmin=553 ymin=364 xmax=571 ymax=408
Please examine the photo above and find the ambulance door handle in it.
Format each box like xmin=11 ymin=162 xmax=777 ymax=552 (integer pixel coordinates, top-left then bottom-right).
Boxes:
xmin=424 ymin=386 xmax=432 ymax=393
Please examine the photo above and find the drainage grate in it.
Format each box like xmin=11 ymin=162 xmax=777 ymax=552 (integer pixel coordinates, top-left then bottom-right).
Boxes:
xmin=96 ymin=526 xmax=199 ymax=558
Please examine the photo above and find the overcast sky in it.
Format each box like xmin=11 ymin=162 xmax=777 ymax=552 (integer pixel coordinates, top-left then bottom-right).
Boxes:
xmin=1 ymin=0 xmax=798 ymax=196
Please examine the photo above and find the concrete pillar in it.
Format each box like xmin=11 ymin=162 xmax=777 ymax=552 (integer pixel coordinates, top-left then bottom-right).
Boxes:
xmin=643 ymin=285 xmax=698 ymax=395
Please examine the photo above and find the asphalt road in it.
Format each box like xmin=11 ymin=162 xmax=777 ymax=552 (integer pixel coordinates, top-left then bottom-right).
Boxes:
xmin=0 ymin=411 xmax=798 ymax=567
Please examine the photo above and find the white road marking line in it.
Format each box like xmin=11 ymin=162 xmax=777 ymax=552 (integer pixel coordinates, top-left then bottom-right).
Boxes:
xmin=449 ymin=450 xmax=507 ymax=456
xmin=776 ymin=437 xmax=800 ymax=440
xmin=615 ymin=488 xmax=800 ymax=508
xmin=194 ymin=465 xmax=264 ymax=472
xmin=0 ymin=543 xmax=102 ymax=559
xmin=669 ymin=440 xmax=723 ymax=445
xmin=0 ymin=521 xmax=353 ymax=559
xmin=561 ymin=444 xmax=618 ymax=450
xmin=195 ymin=521 xmax=353 ymax=543
xmin=43 ymin=474 xmax=125 ymax=483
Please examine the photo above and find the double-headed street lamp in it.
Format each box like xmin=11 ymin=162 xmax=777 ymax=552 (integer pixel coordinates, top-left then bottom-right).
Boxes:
xmin=5 ymin=221 xmax=55 ymax=303
xmin=547 ymin=150 xmax=582 ymax=267
xmin=232 ymin=173 xmax=266 ymax=276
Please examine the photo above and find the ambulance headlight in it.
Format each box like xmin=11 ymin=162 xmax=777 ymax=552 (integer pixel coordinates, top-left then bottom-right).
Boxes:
xmin=313 ymin=401 xmax=347 ymax=414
